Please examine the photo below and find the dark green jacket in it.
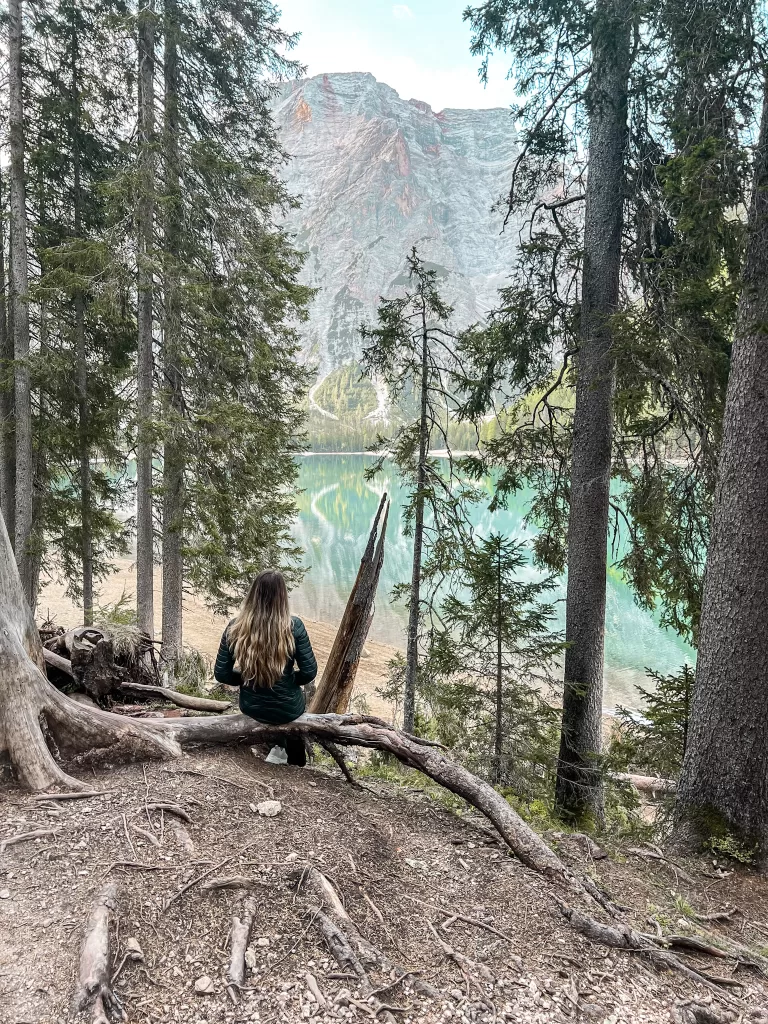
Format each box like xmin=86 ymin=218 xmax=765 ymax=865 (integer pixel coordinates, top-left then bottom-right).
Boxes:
xmin=214 ymin=616 xmax=317 ymax=725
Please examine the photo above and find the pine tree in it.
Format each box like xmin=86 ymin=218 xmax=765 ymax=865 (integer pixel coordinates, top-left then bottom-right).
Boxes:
xmin=0 ymin=168 xmax=13 ymax=537
xmin=423 ymin=532 xmax=564 ymax=790
xmin=8 ymin=0 xmax=34 ymax=604
xmin=462 ymin=0 xmax=758 ymax=824
xmin=136 ymin=0 xmax=157 ymax=640
xmin=673 ymin=80 xmax=768 ymax=856
xmin=22 ymin=0 xmax=134 ymax=617
xmin=361 ymin=249 xmax=479 ymax=732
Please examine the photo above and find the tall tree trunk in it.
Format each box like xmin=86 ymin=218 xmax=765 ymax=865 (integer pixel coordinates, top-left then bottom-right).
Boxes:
xmin=673 ymin=83 xmax=768 ymax=855
xmin=0 ymin=169 xmax=14 ymax=538
xmin=70 ymin=9 xmax=93 ymax=626
xmin=8 ymin=0 xmax=34 ymax=607
xmin=403 ymin=300 xmax=429 ymax=733
xmin=160 ymin=0 xmax=184 ymax=672
xmin=136 ymin=0 xmax=156 ymax=640
xmin=554 ymin=0 xmax=631 ymax=825
xmin=494 ymin=538 xmax=503 ymax=781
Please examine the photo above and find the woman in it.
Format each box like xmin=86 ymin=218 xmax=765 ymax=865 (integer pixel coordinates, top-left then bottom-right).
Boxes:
xmin=214 ymin=570 xmax=317 ymax=766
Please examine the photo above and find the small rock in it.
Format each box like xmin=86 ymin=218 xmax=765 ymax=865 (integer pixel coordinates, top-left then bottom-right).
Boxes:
xmin=285 ymin=852 xmax=299 ymax=863
xmin=126 ymin=937 xmax=144 ymax=961
xmin=404 ymin=858 xmax=428 ymax=872
xmin=0 ymin=890 xmax=10 ymax=900
xmin=256 ymin=937 xmax=270 ymax=948
xmin=194 ymin=976 xmax=215 ymax=995
xmin=245 ymin=947 xmax=257 ymax=968
xmin=255 ymin=800 xmax=282 ymax=818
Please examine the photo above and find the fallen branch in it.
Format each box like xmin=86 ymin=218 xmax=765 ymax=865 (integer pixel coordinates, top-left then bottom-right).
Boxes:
xmin=73 ymin=882 xmax=121 ymax=1024
xmin=43 ymin=647 xmax=76 ymax=679
xmin=32 ymin=790 xmax=109 ymax=802
xmin=201 ymin=875 xmax=269 ymax=893
xmin=120 ymin=682 xmax=231 ymax=713
xmin=612 ymin=772 xmax=677 ymax=794
xmin=227 ymin=897 xmax=256 ymax=1004
xmin=0 ymin=828 xmax=56 ymax=854
xmin=144 ymin=802 xmax=190 ymax=822
xmin=163 ymin=842 xmax=257 ymax=911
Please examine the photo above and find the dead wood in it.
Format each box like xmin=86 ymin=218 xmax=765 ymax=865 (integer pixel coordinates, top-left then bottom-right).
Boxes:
xmin=612 ymin=771 xmax=677 ymax=794
xmin=695 ymin=909 xmax=740 ymax=924
xmin=43 ymin=647 xmax=76 ymax=679
xmin=144 ymin=802 xmax=190 ymax=822
xmin=162 ymin=842 xmax=257 ymax=910
xmin=74 ymin=882 xmax=121 ymax=1024
xmin=32 ymin=790 xmax=109 ymax=802
xmin=227 ymin=897 xmax=257 ymax=1004
xmin=132 ymin=825 xmax=160 ymax=848
xmin=119 ymin=682 xmax=230 ymax=713
xmin=201 ymin=875 xmax=269 ymax=892
xmin=310 ymin=495 xmax=390 ymax=715
xmin=0 ymin=827 xmax=56 ymax=854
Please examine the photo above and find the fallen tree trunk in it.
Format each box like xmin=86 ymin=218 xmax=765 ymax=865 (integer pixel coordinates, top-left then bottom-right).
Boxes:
xmin=73 ymin=882 xmax=120 ymax=1024
xmin=612 ymin=772 xmax=677 ymax=794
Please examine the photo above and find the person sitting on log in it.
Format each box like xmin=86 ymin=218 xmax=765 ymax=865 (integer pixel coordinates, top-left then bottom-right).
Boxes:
xmin=214 ymin=570 xmax=317 ymax=765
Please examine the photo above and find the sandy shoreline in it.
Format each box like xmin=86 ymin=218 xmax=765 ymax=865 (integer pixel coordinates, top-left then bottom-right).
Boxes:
xmin=37 ymin=559 xmax=399 ymax=719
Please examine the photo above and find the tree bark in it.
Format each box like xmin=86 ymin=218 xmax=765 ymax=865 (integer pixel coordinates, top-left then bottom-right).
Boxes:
xmin=70 ymin=13 xmax=93 ymax=626
xmin=402 ymin=302 xmax=429 ymax=733
xmin=494 ymin=537 xmax=503 ymax=780
xmin=136 ymin=0 xmax=157 ymax=640
xmin=160 ymin=0 xmax=184 ymax=672
xmin=673 ymin=83 xmax=768 ymax=856
xmin=8 ymin=0 xmax=34 ymax=607
xmin=0 ymin=168 xmax=14 ymax=538
xmin=555 ymin=0 xmax=631 ymax=825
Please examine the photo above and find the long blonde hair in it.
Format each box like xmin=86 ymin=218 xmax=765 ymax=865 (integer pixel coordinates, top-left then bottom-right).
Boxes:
xmin=228 ymin=571 xmax=294 ymax=688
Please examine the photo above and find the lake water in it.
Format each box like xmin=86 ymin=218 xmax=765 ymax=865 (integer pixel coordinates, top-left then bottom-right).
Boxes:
xmin=290 ymin=453 xmax=695 ymax=711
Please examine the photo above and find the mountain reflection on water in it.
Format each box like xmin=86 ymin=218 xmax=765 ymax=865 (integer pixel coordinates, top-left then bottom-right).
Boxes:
xmin=290 ymin=454 xmax=695 ymax=711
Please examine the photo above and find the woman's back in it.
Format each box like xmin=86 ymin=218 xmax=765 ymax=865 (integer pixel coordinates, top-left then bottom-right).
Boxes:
xmin=214 ymin=614 xmax=318 ymax=724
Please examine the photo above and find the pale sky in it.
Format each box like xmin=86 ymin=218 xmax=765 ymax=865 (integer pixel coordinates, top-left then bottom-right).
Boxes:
xmin=276 ymin=1 xmax=515 ymax=111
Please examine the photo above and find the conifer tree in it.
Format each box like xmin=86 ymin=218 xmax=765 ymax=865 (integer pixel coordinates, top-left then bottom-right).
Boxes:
xmin=362 ymin=249 xmax=478 ymax=732
xmin=423 ymin=532 xmax=564 ymax=788
xmin=8 ymin=0 xmax=34 ymax=604
xmin=462 ymin=0 xmax=758 ymax=823
xmin=136 ymin=0 xmax=157 ymax=639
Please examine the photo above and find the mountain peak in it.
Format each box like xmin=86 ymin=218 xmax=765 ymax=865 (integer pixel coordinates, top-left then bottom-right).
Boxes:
xmin=271 ymin=74 xmax=520 ymax=377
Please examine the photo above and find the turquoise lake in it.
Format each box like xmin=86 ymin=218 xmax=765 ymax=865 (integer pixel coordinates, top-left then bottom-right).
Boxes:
xmin=290 ymin=454 xmax=695 ymax=711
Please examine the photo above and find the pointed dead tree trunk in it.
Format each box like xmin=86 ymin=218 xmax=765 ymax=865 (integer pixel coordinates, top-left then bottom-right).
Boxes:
xmin=136 ymin=0 xmax=157 ymax=640
xmin=555 ymin=0 xmax=632 ymax=826
xmin=160 ymin=0 xmax=185 ymax=673
xmin=0 ymin=168 xmax=14 ymax=538
xmin=8 ymin=0 xmax=34 ymax=608
xmin=673 ymin=83 xmax=768 ymax=856
xmin=310 ymin=494 xmax=389 ymax=715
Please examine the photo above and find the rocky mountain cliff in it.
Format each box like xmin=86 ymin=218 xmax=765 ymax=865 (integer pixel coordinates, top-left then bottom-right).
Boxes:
xmin=272 ymin=72 xmax=520 ymax=385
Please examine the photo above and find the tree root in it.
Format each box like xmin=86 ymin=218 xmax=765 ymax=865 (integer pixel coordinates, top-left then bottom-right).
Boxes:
xmin=73 ymin=882 xmax=122 ymax=1024
xmin=300 ymin=866 xmax=443 ymax=1006
xmin=558 ymin=903 xmax=744 ymax=1002
xmin=227 ymin=897 xmax=256 ymax=1004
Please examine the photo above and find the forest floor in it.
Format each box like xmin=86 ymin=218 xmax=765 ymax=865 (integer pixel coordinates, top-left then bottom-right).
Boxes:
xmin=2 ymin=749 xmax=768 ymax=1024
xmin=37 ymin=561 xmax=398 ymax=719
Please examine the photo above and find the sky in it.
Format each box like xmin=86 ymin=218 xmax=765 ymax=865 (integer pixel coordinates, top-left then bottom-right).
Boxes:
xmin=275 ymin=1 xmax=516 ymax=112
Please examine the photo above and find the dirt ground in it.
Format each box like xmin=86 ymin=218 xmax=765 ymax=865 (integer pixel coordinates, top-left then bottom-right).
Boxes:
xmin=2 ymin=748 xmax=768 ymax=1024
xmin=37 ymin=561 xmax=398 ymax=719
